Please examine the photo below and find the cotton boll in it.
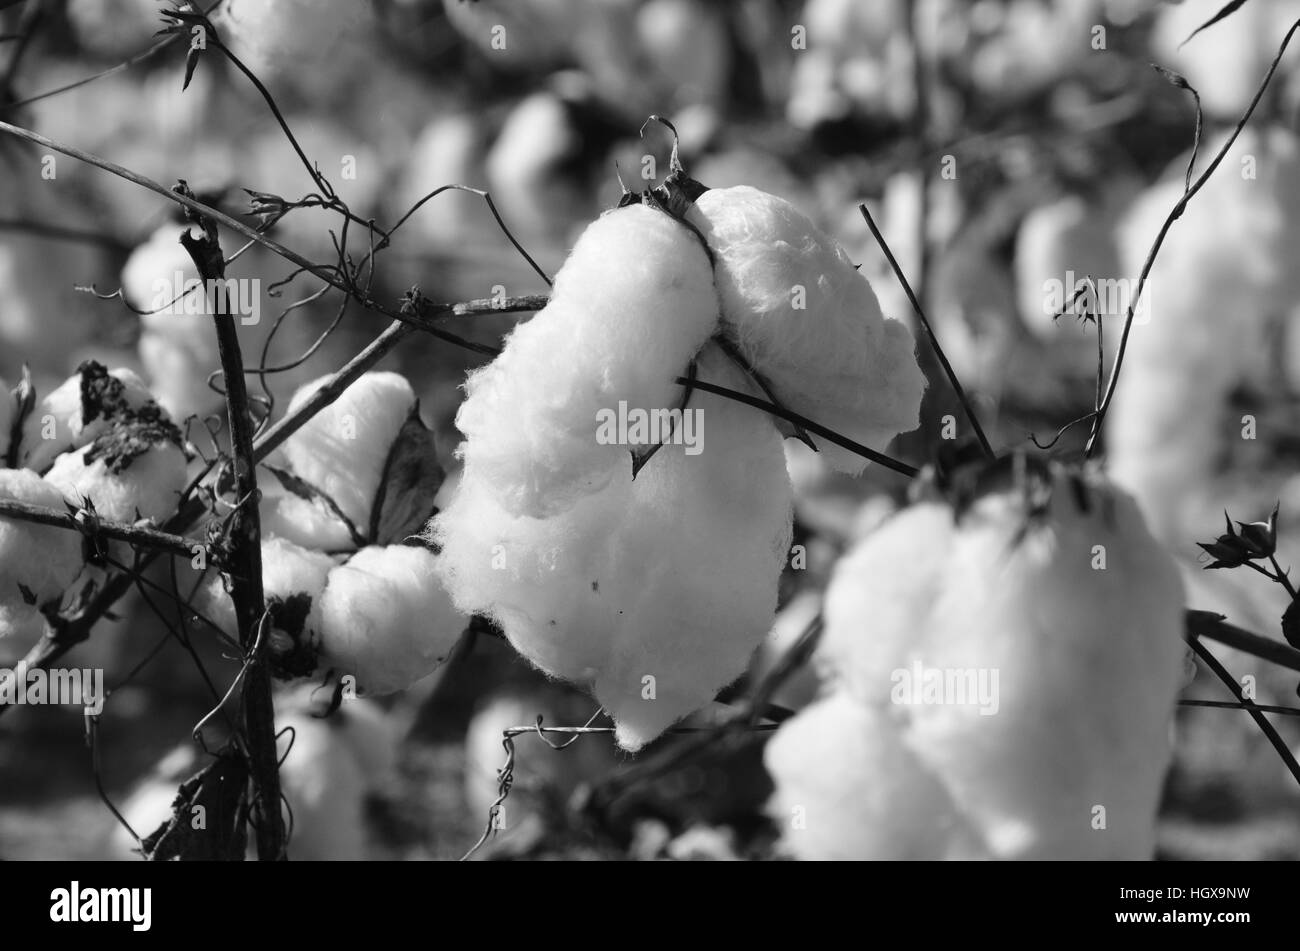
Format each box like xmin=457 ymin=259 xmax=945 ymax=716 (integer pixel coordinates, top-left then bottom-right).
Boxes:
xmin=218 ymin=0 xmax=374 ymax=89
xmin=45 ymin=442 xmax=188 ymax=526
xmin=0 ymin=469 xmax=86 ymax=634
xmin=748 ymin=590 xmax=823 ymax=712
xmin=796 ymin=462 xmax=1186 ymax=859
xmin=455 ymin=203 xmax=719 ymax=519
xmin=764 ymin=692 xmax=980 ymax=859
xmin=316 ymin=544 xmax=466 ymax=695
xmin=395 ymin=114 xmax=494 ymax=253
xmin=636 ymin=0 xmax=731 ymax=109
xmin=65 ymin=0 xmax=161 ymax=58
xmin=688 ymin=186 xmax=926 ymax=475
xmin=198 ymin=537 xmax=334 ymax=653
xmin=282 ymin=373 xmax=416 ymax=533
xmin=435 ymin=349 xmax=793 ymax=750
xmin=595 ymin=355 xmax=793 ymax=750
xmin=257 ymin=471 xmax=359 ymax=553
xmin=18 ymin=366 xmax=156 ymax=474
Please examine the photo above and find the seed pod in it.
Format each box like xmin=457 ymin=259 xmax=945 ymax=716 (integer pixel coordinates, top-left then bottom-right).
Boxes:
xmin=767 ymin=459 xmax=1185 ymax=859
xmin=455 ymin=202 xmax=719 ymax=520
xmin=0 ymin=469 xmax=86 ymax=635
xmin=316 ymin=544 xmax=465 ymax=696
xmin=687 ymin=185 xmax=925 ymax=475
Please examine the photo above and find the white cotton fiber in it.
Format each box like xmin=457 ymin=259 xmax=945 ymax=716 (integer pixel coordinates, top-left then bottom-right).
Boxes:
xmin=687 ymin=185 xmax=925 ymax=474
xmin=44 ymin=442 xmax=188 ymax=526
xmin=218 ymin=0 xmax=372 ymax=80
xmin=768 ymin=463 xmax=1186 ymax=859
xmin=455 ymin=203 xmax=720 ymax=519
xmin=0 ymin=469 xmax=85 ymax=633
xmin=199 ymin=536 xmax=334 ymax=643
xmin=282 ymin=373 xmax=416 ymax=534
xmin=433 ymin=349 xmax=792 ymax=750
xmin=764 ymin=691 xmax=981 ymax=860
xmin=316 ymin=544 xmax=466 ymax=695
xmin=19 ymin=366 xmax=155 ymax=473
xmin=258 ymin=469 xmax=359 ymax=553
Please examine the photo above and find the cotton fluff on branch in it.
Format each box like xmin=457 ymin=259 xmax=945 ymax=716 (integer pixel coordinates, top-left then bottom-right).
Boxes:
xmin=454 ymin=202 xmax=719 ymax=519
xmin=0 ymin=469 xmax=85 ymax=635
xmin=317 ymin=544 xmax=466 ymax=696
xmin=281 ymin=372 xmax=416 ymax=533
xmin=766 ymin=462 xmax=1185 ymax=859
xmin=687 ymin=185 xmax=925 ymax=474
xmin=434 ymin=348 xmax=792 ymax=750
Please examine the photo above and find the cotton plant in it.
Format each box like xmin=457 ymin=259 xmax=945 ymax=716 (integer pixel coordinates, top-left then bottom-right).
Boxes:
xmin=0 ymin=469 xmax=86 ymax=639
xmin=431 ymin=157 xmax=925 ymax=750
xmin=765 ymin=455 xmax=1187 ymax=860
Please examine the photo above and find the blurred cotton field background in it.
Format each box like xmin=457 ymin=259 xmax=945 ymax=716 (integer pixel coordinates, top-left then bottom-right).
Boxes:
xmin=1 ymin=0 xmax=1300 ymax=862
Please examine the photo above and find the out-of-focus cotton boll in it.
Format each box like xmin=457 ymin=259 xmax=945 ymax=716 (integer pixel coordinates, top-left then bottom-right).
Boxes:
xmin=636 ymin=0 xmax=731 ymax=109
xmin=395 ymin=114 xmax=494 ymax=253
xmin=455 ymin=203 xmax=718 ymax=519
xmin=485 ymin=93 xmax=593 ymax=257
xmin=65 ymin=0 xmax=162 ymax=58
xmin=273 ymin=685 xmax=401 ymax=860
xmin=687 ymin=185 xmax=926 ymax=475
xmin=786 ymin=0 xmax=913 ymax=127
xmin=1152 ymin=0 xmax=1300 ymax=120
xmin=0 ymin=469 xmax=85 ymax=635
xmin=433 ymin=349 xmax=792 ymax=750
xmin=929 ymin=237 xmax=1019 ymax=394
xmin=218 ymin=0 xmax=374 ymax=90
xmin=1107 ymin=127 xmax=1300 ymax=541
xmin=282 ymin=372 xmax=416 ymax=533
xmin=967 ymin=0 xmax=1097 ymax=100
xmin=441 ymin=0 xmax=577 ymax=70
xmin=316 ymin=544 xmax=465 ymax=695
xmin=775 ymin=461 xmax=1186 ymax=859
xmin=123 ymin=224 xmax=222 ymax=423
xmin=765 ymin=691 xmax=981 ymax=859
xmin=198 ymin=536 xmax=334 ymax=649
xmin=45 ymin=441 xmax=188 ymax=526
xmin=18 ymin=366 xmax=155 ymax=474
xmin=1015 ymin=195 xmax=1123 ymax=344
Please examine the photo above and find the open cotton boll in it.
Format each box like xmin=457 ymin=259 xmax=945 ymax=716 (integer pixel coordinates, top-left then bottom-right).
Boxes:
xmin=45 ymin=441 xmax=187 ymax=526
xmin=441 ymin=0 xmax=577 ymax=71
xmin=18 ymin=365 xmax=156 ymax=474
xmin=687 ymin=185 xmax=925 ymax=475
xmin=791 ymin=461 xmax=1185 ymax=859
xmin=199 ymin=536 xmax=333 ymax=648
xmin=282 ymin=372 xmax=416 ymax=533
xmin=317 ymin=544 xmax=465 ymax=695
xmin=258 ymin=471 xmax=359 ymax=553
xmin=434 ymin=349 xmax=792 ymax=750
xmin=764 ymin=691 xmax=982 ymax=860
xmin=455 ymin=203 xmax=719 ymax=519
xmin=0 ymin=469 xmax=85 ymax=634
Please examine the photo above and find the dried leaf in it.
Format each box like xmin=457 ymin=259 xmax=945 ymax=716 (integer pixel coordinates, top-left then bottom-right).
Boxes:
xmin=370 ymin=404 xmax=444 ymax=545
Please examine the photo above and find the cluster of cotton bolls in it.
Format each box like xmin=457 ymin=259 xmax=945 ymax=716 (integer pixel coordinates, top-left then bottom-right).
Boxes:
xmin=431 ymin=182 xmax=925 ymax=751
xmin=765 ymin=457 xmax=1187 ymax=859
xmin=200 ymin=372 xmax=465 ymax=695
xmin=0 ymin=362 xmax=191 ymax=640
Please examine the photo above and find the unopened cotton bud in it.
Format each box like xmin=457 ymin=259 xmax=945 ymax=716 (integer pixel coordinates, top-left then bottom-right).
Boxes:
xmin=687 ymin=185 xmax=925 ymax=474
xmin=455 ymin=202 xmax=718 ymax=520
xmin=282 ymin=373 xmax=416 ymax=533
xmin=0 ymin=469 xmax=85 ymax=633
xmin=317 ymin=544 xmax=465 ymax=695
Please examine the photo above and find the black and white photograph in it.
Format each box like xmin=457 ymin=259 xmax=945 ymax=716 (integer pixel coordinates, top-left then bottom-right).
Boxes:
xmin=0 ymin=0 xmax=1297 ymax=901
